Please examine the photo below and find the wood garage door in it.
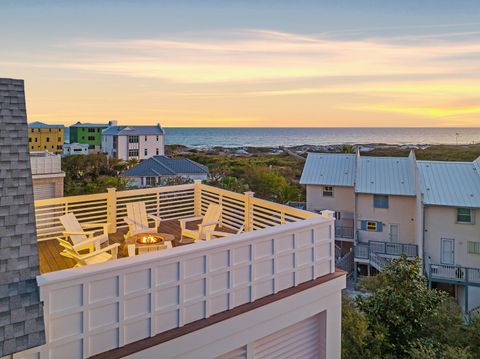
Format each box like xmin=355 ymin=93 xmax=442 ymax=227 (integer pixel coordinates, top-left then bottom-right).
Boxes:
xmin=33 ymin=183 xmax=55 ymax=200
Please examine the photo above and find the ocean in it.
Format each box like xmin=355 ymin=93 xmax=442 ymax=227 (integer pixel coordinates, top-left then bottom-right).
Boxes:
xmin=65 ymin=127 xmax=480 ymax=148
xmin=163 ymin=127 xmax=480 ymax=148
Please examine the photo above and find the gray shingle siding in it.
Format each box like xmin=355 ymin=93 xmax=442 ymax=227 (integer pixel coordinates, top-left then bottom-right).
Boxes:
xmin=0 ymin=78 xmax=45 ymax=356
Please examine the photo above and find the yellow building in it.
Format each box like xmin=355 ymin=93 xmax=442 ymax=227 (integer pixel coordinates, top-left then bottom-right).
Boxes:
xmin=28 ymin=121 xmax=64 ymax=153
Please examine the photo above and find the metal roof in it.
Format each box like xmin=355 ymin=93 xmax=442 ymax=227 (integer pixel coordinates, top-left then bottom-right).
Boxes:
xmin=102 ymin=124 xmax=164 ymax=135
xmin=355 ymin=156 xmax=416 ymax=196
xmin=121 ymin=156 xmax=209 ymax=177
xmin=417 ymin=160 xmax=480 ymax=208
xmin=28 ymin=121 xmax=64 ymax=128
xmin=70 ymin=122 xmax=109 ymax=128
xmin=299 ymin=153 xmax=356 ymax=187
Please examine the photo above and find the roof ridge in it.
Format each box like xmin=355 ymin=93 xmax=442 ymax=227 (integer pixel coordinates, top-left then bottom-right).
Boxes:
xmin=151 ymin=156 xmax=176 ymax=175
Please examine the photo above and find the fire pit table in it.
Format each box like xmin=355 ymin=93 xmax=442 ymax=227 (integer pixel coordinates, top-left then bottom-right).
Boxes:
xmin=123 ymin=233 xmax=174 ymax=256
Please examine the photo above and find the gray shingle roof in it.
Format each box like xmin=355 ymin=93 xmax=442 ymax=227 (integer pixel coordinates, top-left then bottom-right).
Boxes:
xmin=0 ymin=78 xmax=45 ymax=356
xmin=418 ymin=160 xmax=480 ymax=207
xmin=102 ymin=124 xmax=164 ymax=135
xmin=299 ymin=153 xmax=356 ymax=187
xmin=355 ymin=156 xmax=416 ymax=196
xmin=121 ymin=156 xmax=209 ymax=177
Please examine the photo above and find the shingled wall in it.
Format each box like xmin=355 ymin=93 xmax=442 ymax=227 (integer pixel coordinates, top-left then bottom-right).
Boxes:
xmin=0 ymin=78 xmax=45 ymax=356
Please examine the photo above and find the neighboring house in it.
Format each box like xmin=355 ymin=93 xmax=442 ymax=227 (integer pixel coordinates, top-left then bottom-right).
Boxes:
xmin=63 ymin=142 xmax=89 ymax=156
xmin=418 ymin=159 xmax=480 ymax=312
xmin=301 ymin=150 xmax=480 ymax=313
xmin=30 ymin=151 xmax=65 ymax=199
xmin=102 ymin=124 xmax=165 ymax=161
xmin=300 ymin=153 xmax=356 ymax=242
xmin=69 ymin=121 xmax=109 ymax=150
xmin=28 ymin=121 xmax=64 ymax=154
xmin=121 ymin=155 xmax=209 ymax=187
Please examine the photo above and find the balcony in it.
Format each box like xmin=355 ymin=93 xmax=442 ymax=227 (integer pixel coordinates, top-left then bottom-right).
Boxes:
xmin=428 ymin=263 xmax=480 ymax=287
xmin=335 ymin=225 xmax=354 ymax=240
xmin=29 ymin=182 xmax=337 ymax=358
xmin=354 ymin=240 xmax=419 ymax=272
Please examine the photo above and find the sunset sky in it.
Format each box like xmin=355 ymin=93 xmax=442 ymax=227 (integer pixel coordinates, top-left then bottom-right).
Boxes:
xmin=2 ymin=1 xmax=480 ymax=127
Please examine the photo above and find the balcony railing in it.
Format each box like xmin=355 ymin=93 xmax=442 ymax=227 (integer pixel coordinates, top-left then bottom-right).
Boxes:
xmin=429 ymin=263 xmax=480 ymax=285
xmin=25 ymin=183 xmax=335 ymax=358
xmin=34 ymin=182 xmax=318 ymax=241
xmin=354 ymin=240 xmax=419 ymax=268
xmin=335 ymin=225 xmax=354 ymax=239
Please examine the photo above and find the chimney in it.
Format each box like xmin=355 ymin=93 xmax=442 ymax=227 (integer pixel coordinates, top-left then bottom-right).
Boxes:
xmin=0 ymin=78 xmax=46 ymax=356
xmin=108 ymin=120 xmax=118 ymax=127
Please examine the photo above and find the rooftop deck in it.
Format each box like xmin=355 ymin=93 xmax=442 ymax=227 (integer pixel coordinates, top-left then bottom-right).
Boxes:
xmin=38 ymin=219 xmax=235 ymax=273
xmin=25 ymin=182 xmax=337 ymax=358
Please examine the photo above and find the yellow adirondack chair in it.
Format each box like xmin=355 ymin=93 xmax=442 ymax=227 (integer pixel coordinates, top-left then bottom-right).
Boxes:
xmin=179 ymin=203 xmax=222 ymax=243
xmin=57 ymin=237 xmax=120 ymax=267
xmin=59 ymin=212 xmax=109 ymax=253
xmin=123 ymin=202 xmax=162 ymax=239
xmin=205 ymin=224 xmax=245 ymax=241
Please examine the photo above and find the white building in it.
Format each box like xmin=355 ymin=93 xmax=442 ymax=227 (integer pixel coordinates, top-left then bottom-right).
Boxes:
xmin=102 ymin=124 xmax=165 ymax=161
xmin=30 ymin=151 xmax=65 ymax=199
xmin=301 ymin=151 xmax=480 ymax=313
xmin=121 ymin=155 xmax=209 ymax=187
xmin=63 ymin=142 xmax=89 ymax=156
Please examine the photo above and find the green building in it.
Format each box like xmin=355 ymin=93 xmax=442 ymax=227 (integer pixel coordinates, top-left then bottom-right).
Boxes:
xmin=69 ymin=122 xmax=109 ymax=150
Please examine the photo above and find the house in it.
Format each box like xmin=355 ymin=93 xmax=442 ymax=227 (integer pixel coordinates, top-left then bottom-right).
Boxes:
xmin=28 ymin=121 xmax=64 ymax=154
xmin=121 ymin=155 xmax=209 ymax=187
xmin=69 ymin=121 xmax=109 ymax=151
xmin=30 ymin=151 xmax=65 ymax=199
xmin=102 ymin=123 xmax=165 ymax=161
xmin=418 ymin=159 xmax=480 ymax=312
xmin=63 ymin=142 xmax=89 ymax=156
xmin=2 ymin=78 xmax=345 ymax=358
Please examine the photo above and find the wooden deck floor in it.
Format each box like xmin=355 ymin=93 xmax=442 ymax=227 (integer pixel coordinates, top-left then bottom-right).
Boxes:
xmin=38 ymin=219 xmax=235 ymax=274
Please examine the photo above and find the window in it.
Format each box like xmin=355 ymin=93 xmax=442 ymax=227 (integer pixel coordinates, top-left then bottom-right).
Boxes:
xmin=29 ymin=138 xmax=32 ymax=142
xmin=441 ymin=238 xmax=455 ymax=265
xmin=57 ymin=137 xmax=61 ymax=142
xmin=128 ymin=136 xmax=139 ymax=143
xmin=156 ymin=148 xmax=159 ymax=155
xmin=97 ymin=128 xmax=101 ymax=132
xmin=88 ymin=136 xmax=95 ymax=141
xmin=145 ymin=136 xmax=148 ymax=141
xmin=156 ymin=136 xmax=159 ymax=141
xmin=128 ymin=149 xmax=139 ymax=157
xmin=88 ymin=128 xmax=95 ymax=132
xmin=46 ymin=137 xmax=50 ymax=142
xmin=145 ymin=177 xmax=156 ymax=186
xmin=468 ymin=241 xmax=480 ymax=255
xmin=367 ymin=221 xmax=377 ymax=231
xmin=457 ymin=208 xmax=473 ymax=223
xmin=35 ymin=138 xmax=38 ymax=142
xmin=322 ymin=186 xmax=333 ymax=197
xmin=374 ymin=195 xmax=389 ymax=209
xmin=144 ymin=148 xmax=148 ymax=156
xmin=82 ymin=136 xmax=85 ymax=140
xmin=334 ymin=211 xmax=341 ymax=220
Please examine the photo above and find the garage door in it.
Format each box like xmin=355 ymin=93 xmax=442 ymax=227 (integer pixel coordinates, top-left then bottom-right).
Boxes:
xmin=215 ymin=313 xmax=326 ymax=359
xmin=33 ymin=183 xmax=56 ymax=200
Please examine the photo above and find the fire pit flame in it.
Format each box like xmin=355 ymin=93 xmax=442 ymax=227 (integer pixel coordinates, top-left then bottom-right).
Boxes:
xmin=137 ymin=235 xmax=160 ymax=244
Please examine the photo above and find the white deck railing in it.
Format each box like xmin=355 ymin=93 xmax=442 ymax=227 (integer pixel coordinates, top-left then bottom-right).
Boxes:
xmin=28 ymin=213 xmax=334 ymax=359
xmin=34 ymin=182 xmax=317 ymax=241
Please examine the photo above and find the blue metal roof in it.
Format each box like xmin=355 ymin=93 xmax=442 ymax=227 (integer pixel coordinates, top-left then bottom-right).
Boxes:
xmin=417 ymin=160 xmax=480 ymax=207
xmin=28 ymin=121 xmax=64 ymax=129
xmin=102 ymin=125 xmax=164 ymax=135
xmin=121 ymin=156 xmax=209 ymax=177
xmin=300 ymin=153 xmax=356 ymax=187
xmin=355 ymin=156 xmax=416 ymax=196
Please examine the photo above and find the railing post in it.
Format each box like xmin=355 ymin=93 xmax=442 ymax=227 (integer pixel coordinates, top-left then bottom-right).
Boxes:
xmin=106 ymin=187 xmax=117 ymax=234
xmin=321 ymin=210 xmax=335 ymax=274
xmin=194 ymin=180 xmax=202 ymax=216
xmin=244 ymin=191 xmax=255 ymax=232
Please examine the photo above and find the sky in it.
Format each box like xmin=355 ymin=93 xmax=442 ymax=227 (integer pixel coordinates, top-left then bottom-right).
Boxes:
xmin=2 ymin=0 xmax=480 ymax=127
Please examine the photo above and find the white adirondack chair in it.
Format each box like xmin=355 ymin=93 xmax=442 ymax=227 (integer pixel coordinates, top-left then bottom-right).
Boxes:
xmin=179 ymin=203 xmax=222 ymax=243
xmin=59 ymin=213 xmax=109 ymax=253
xmin=124 ymin=201 xmax=162 ymax=239
xmin=205 ymin=224 xmax=245 ymax=241
xmin=57 ymin=237 xmax=119 ymax=267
